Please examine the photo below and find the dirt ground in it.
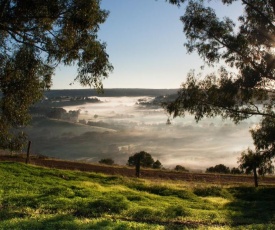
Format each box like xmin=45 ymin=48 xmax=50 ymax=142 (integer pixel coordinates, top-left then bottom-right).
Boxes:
xmin=1 ymin=155 xmax=275 ymax=185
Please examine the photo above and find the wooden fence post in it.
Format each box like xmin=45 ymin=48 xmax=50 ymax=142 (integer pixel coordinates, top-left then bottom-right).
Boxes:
xmin=25 ymin=141 xmax=31 ymax=164
xmin=135 ymin=155 xmax=141 ymax=177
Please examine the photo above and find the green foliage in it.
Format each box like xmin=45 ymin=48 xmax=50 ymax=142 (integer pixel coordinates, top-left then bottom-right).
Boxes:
xmin=0 ymin=0 xmax=113 ymax=150
xmin=166 ymin=0 xmax=185 ymax=6
xmin=206 ymin=164 xmax=230 ymax=174
xmin=251 ymin=115 xmax=275 ymax=160
xmin=128 ymin=151 xmax=155 ymax=168
xmin=166 ymin=0 xmax=275 ymax=120
xmin=1 ymin=162 xmax=275 ymax=229
xmin=99 ymin=158 xmax=114 ymax=165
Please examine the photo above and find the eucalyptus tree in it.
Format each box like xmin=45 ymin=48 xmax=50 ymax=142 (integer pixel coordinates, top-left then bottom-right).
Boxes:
xmin=165 ymin=0 xmax=275 ymax=161
xmin=0 ymin=0 xmax=113 ymax=150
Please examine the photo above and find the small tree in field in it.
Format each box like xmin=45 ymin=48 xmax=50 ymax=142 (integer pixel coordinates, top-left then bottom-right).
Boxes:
xmin=239 ymin=149 xmax=274 ymax=187
xmin=128 ymin=151 xmax=155 ymax=168
xmin=128 ymin=151 xmax=161 ymax=177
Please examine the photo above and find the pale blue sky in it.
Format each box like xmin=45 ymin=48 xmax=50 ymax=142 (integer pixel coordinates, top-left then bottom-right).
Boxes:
xmin=52 ymin=0 xmax=242 ymax=89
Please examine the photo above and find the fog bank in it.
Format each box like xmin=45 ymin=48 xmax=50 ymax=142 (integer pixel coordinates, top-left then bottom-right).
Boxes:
xmin=27 ymin=96 xmax=258 ymax=170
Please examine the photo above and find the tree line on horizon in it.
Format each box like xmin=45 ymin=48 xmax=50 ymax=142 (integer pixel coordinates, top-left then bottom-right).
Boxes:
xmin=98 ymin=150 xmax=274 ymax=186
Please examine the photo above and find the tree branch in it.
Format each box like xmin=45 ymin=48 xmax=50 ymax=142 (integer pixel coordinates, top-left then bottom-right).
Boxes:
xmin=241 ymin=0 xmax=275 ymax=30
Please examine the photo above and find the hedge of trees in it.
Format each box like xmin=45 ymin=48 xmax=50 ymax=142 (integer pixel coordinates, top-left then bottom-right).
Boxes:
xmin=206 ymin=164 xmax=243 ymax=174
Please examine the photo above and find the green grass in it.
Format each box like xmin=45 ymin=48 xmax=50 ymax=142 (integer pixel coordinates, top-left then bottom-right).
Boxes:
xmin=0 ymin=162 xmax=275 ymax=229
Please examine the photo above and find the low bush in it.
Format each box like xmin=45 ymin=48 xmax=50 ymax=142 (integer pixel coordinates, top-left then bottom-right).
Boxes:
xmin=98 ymin=158 xmax=114 ymax=165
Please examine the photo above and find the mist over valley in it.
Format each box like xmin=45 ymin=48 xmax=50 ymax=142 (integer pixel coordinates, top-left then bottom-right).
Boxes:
xmin=26 ymin=89 xmax=259 ymax=170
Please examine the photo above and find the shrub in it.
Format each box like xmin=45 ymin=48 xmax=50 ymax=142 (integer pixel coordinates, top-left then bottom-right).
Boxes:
xmin=206 ymin=164 xmax=230 ymax=174
xmin=152 ymin=160 xmax=162 ymax=169
xmin=99 ymin=158 xmax=114 ymax=165
xmin=231 ymin=167 xmax=243 ymax=174
xmin=174 ymin=165 xmax=189 ymax=172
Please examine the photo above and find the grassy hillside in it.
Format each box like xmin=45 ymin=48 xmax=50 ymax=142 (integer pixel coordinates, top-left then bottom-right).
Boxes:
xmin=24 ymin=117 xmax=117 ymax=160
xmin=0 ymin=162 xmax=275 ymax=229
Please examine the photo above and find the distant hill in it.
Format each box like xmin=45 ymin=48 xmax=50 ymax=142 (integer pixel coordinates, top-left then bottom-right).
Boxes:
xmin=0 ymin=88 xmax=178 ymax=99
xmin=44 ymin=88 xmax=178 ymax=98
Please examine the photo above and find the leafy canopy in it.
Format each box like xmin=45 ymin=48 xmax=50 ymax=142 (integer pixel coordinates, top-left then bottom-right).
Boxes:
xmin=166 ymin=0 xmax=275 ymax=121
xmin=166 ymin=0 xmax=275 ymax=160
xmin=0 ymin=0 xmax=113 ymax=150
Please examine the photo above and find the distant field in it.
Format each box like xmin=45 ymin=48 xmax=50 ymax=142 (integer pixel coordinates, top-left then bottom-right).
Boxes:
xmin=29 ymin=117 xmax=116 ymax=133
xmin=0 ymin=161 xmax=275 ymax=229
xmin=1 ymin=155 xmax=275 ymax=186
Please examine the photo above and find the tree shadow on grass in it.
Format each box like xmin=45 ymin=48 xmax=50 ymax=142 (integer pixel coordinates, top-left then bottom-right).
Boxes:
xmin=225 ymin=186 xmax=275 ymax=227
xmin=0 ymin=214 xmax=170 ymax=230
xmin=0 ymin=214 xmax=136 ymax=230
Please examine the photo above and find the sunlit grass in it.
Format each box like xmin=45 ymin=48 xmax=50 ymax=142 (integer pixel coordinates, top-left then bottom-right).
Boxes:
xmin=0 ymin=162 xmax=275 ymax=229
xmin=202 ymin=197 xmax=231 ymax=205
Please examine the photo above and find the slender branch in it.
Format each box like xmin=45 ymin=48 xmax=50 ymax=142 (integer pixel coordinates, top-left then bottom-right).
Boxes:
xmin=6 ymin=30 xmax=48 ymax=53
xmin=47 ymin=29 xmax=60 ymax=41
xmin=250 ymin=103 xmax=261 ymax=114
xmin=217 ymin=103 xmax=275 ymax=119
